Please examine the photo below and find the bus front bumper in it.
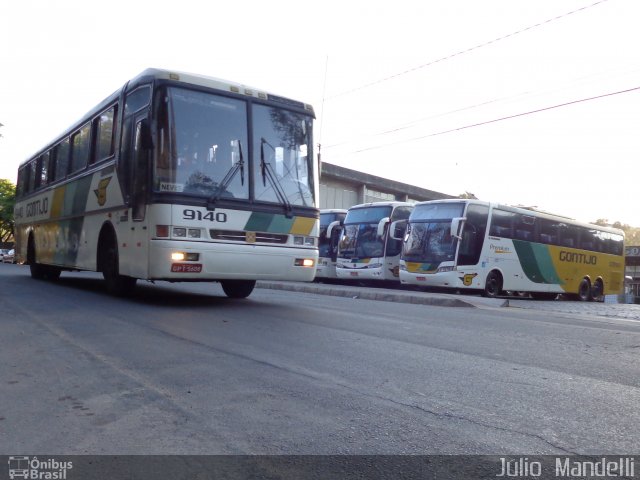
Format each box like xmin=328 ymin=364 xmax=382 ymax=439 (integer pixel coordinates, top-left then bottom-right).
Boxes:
xmin=148 ymin=240 xmax=317 ymax=282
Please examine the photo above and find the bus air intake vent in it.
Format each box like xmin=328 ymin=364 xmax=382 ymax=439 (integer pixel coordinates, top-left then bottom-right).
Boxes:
xmin=210 ymin=230 xmax=288 ymax=244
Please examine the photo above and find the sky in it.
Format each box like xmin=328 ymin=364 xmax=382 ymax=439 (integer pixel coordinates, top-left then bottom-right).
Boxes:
xmin=1 ymin=0 xmax=638 ymax=226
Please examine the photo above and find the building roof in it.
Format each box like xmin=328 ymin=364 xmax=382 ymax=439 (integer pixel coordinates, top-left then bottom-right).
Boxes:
xmin=321 ymin=162 xmax=454 ymax=201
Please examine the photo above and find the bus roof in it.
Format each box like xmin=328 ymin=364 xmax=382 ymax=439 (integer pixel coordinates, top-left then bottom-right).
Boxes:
xmin=348 ymin=201 xmax=414 ymax=210
xmin=320 ymin=208 xmax=348 ymax=214
xmin=19 ymin=68 xmax=314 ymax=168
xmin=411 ymin=198 xmax=624 ymax=236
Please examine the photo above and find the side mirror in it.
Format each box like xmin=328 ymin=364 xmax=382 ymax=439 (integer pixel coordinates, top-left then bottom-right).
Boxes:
xmin=450 ymin=217 xmax=466 ymax=240
xmin=326 ymin=220 xmax=342 ymax=239
xmin=389 ymin=220 xmax=407 ymax=240
xmin=377 ymin=217 xmax=390 ymax=238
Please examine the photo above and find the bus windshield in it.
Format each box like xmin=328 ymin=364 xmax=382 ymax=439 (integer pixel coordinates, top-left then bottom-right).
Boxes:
xmin=403 ymin=202 xmax=464 ymax=264
xmin=154 ymin=87 xmax=315 ymax=207
xmin=339 ymin=206 xmax=392 ymax=258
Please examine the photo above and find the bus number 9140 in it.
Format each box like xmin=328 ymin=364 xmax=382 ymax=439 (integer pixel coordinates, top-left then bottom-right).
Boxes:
xmin=183 ymin=209 xmax=228 ymax=223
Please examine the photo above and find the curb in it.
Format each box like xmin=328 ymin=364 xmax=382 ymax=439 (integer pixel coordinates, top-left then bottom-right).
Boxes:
xmin=256 ymin=281 xmax=509 ymax=308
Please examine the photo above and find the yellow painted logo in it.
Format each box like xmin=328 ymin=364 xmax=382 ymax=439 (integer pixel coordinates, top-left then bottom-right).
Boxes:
xmin=94 ymin=177 xmax=112 ymax=206
xmin=460 ymin=273 xmax=478 ymax=286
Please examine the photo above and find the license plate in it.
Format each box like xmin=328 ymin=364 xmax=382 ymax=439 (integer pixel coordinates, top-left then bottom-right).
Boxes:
xmin=171 ymin=263 xmax=203 ymax=273
xmin=350 ymin=271 xmax=359 ymax=277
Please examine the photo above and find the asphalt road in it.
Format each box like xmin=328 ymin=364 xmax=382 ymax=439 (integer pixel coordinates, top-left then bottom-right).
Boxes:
xmin=1 ymin=263 xmax=639 ymax=455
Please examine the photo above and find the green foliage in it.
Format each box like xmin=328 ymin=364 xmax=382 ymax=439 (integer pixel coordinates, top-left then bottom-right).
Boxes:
xmin=0 ymin=179 xmax=16 ymax=243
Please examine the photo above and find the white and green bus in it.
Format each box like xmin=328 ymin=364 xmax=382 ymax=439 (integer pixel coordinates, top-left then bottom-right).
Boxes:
xmin=335 ymin=201 xmax=413 ymax=282
xmin=14 ymin=69 xmax=319 ymax=298
xmin=399 ymin=199 xmax=625 ymax=300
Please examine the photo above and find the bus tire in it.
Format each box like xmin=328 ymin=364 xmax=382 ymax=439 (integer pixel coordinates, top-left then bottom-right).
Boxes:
xmin=483 ymin=270 xmax=503 ymax=298
xmin=100 ymin=230 xmax=136 ymax=296
xmin=221 ymin=280 xmax=256 ymax=299
xmin=591 ymin=278 xmax=604 ymax=302
xmin=578 ymin=278 xmax=592 ymax=302
xmin=27 ymin=235 xmax=46 ymax=280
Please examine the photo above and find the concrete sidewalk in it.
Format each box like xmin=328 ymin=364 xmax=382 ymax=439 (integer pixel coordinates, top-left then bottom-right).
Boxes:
xmin=256 ymin=281 xmax=509 ymax=309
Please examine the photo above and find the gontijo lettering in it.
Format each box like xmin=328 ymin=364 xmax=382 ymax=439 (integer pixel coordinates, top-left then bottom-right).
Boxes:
xmin=559 ymin=251 xmax=597 ymax=265
xmin=26 ymin=198 xmax=49 ymax=217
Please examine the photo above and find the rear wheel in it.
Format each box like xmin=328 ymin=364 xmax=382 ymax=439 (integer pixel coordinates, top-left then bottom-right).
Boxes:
xmin=221 ymin=280 xmax=256 ymax=299
xmin=483 ymin=271 xmax=503 ymax=298
xmin=100 ymin=231 xmax=136 ymax=296
xmin=578 ymin=278 xmax=592 ymax=302
xmin=28 ymin=236 xmax=47 ymax=280
xmin=592 ymin=279 xmax=604 ymax=302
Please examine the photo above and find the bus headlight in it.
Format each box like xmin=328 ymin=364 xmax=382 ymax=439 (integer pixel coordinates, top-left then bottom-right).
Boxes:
xmin=294 ymin=258 xmax=315 ymax=267
xmin=173 ymin=227 xmax=187 ymax=238
xmin=188 ymin=228 xmax=202 ymax=238
xmin=171 ymin=252 xmax=200 ymax=261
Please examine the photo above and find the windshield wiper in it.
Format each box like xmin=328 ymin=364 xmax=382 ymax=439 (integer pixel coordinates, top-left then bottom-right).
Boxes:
xmin=207 ymin=140 xmax=244 ymax=210
xmin=260 ymin=138 xmax=292 ymax=217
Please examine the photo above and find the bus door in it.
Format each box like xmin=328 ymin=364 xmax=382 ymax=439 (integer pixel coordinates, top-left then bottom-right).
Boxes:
xmin=119 ymin=111 xmax=152 ymax=277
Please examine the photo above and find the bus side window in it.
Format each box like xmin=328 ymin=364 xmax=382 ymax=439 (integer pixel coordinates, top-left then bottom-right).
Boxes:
xmin=458 ymin=204 xmax=488 ymax=266
xmin=54 ymin=139 xmax=70 ymax=182
xmin=27 ymin=161 xmax=36 ymax=194
xmin=489 ymin=209 xmax=513 ymax=238
xmin=94 ymin=106 xmax=117 ymax=164
xmin=538 ymin=219 xmax=558 ymax=245
xmin=40 ymin=152 xmax=50 ymax=187
xmin=70 ymin=123 xmax=91 ymax=174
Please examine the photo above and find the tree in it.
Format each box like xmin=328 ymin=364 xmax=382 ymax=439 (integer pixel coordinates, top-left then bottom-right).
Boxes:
xmin=0 ymin=179 xmax=16 ymax=243
xmin=458 ymin=191 xmax=478 ymax=199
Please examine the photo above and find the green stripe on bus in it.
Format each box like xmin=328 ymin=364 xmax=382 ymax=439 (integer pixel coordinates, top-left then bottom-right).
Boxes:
xmin=530 ymin=242 xmax=563 ymax=285
xmin=267 ymin=214 xmax=295 ymax=233
xmin=244 ymin=212 xmax=273 ymax=232
xmin=512 ymin=240 xmax=547 ymax=284
xmin=244 ymin=212 xmax=303 ymax=234
xmin=513 ymin=240 xmax=562 ymax=285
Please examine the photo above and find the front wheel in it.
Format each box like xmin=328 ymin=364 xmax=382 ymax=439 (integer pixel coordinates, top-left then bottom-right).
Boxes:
xmin=483 ymin=271 xmax=503 ymax=298
xmin=221 ymin=280 xmax=256 ymax=299
xmin=102 ymin=239 xmax=136 ymax=296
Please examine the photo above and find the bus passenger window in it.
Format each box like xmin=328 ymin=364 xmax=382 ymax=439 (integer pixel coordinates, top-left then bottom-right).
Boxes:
xmin=95 ymin=107 xmax=116 ymax=163
xmin=53 ymin=139 xmax=70 ymax=181
xmin=40 ymin=152 xmax=50 ymax=186
xmin=70 ymin=123 xmax=91 ymax=173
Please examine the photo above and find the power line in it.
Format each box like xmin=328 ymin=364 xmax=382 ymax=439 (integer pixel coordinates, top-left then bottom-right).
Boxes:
xmin=325 ymin=64 xmax=640 ymax=150
xmin=346 ymin=84 xmax=640 ymax=154
xmin=326 ymin=0 xmax=611 ymax=100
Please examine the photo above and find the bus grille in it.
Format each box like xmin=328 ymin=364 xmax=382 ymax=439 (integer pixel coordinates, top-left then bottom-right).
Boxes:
xmin=210 ymin=229 xmax=289 ymax=244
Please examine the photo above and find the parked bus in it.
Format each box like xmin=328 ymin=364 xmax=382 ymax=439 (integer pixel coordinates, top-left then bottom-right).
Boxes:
xmin=315 ymin=209 xmax=347 ymax=280
xmin=399 ymin=199 xmax=625 ymax=300
xmin=336 ymin=201 xmax=413 ymax=282
xmin=14 ymin=69 xmax=319 ymax=298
